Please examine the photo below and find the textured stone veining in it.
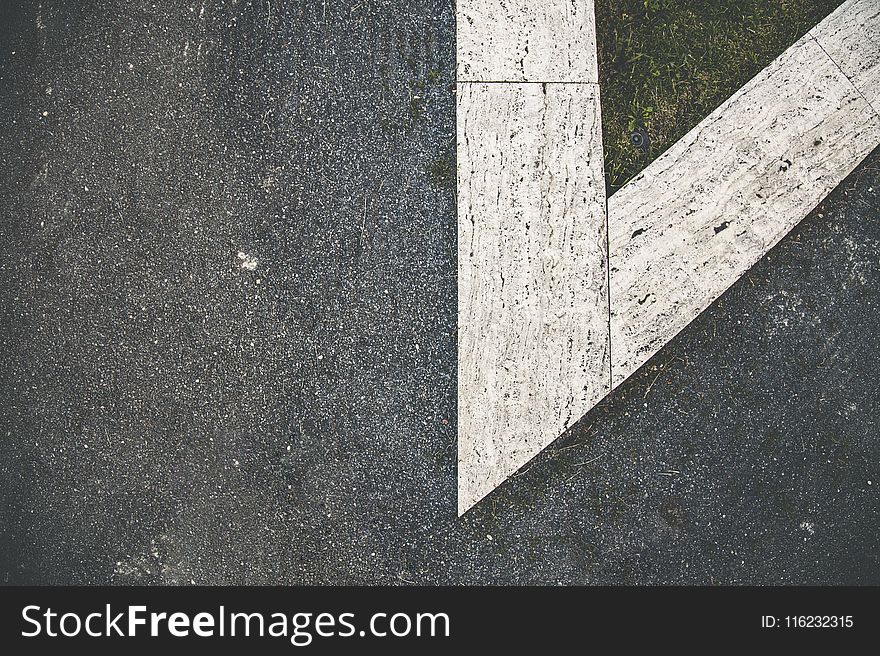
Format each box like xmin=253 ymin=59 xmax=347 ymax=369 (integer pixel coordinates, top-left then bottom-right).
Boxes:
xmin=457 ymin=0 xmax=598 ymax=82
xmin=811 ymin=0 xmax=880 ymax=113
xmin=458 ymin=82 xmax=609 ymax=514
xmin=608 ymin=34 xmax=880 ymax=387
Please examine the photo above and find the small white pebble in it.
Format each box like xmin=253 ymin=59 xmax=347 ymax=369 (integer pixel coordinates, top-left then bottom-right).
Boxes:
xmin=237 ymin=251 xmax=258 ymax=270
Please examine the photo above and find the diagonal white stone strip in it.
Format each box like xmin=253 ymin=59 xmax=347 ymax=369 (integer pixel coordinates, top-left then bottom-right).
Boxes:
xmin=608 ymin=32 xmax=880 ymax=387
xmin=811 ymin=0 xmax=880 ymax=113
xmin=457 ymin=82 xmax=609 ymax=515
xmin=457 ymin=0 xmax=880 ymax=515
xmin=457 ymin=0 xmax=599 ymax=83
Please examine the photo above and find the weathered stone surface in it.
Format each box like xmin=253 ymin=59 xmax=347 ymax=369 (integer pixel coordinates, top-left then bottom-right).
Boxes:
xmin=609 ymin=34 xmax=880 ymax=386
xmin=458 ymin=81 xmax=609 ymax=513
xmin=811 ymin=0 xmax=880 ymax=113
xmin=457 ymin=0 xmax=598 ymax=82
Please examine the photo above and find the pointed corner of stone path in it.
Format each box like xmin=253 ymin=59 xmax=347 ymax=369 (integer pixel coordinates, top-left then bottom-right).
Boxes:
xmin=456 ymin=1 xmax=607 ymax=516
xmin=456 ymin=0 xmax=880 ymax=516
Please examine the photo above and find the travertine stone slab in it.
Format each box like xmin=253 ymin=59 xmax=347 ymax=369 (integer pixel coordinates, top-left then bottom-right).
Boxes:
xmin=457 ymin=1 xmax=598 ymax=82
xmin=608 ymin=34 xmax=880 ymax=387
xmin=811 ymin=0 xmax=880 ymax=112
xmin=458 ymin=82 xmax=609 ymax=514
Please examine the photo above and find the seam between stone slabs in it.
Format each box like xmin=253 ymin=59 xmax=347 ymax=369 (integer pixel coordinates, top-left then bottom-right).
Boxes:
xmin=810 ymin=34 xmax=880 ymax=120
xmin=809 ymin=0 xmax=880 ymax=116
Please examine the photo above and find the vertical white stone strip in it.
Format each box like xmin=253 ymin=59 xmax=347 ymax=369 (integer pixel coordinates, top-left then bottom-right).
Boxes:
xmin=457 ymin=0 xmax=599 ymax=82
xmin=457 ymin=83 xmax=609 ymax=514
xmin=457 ymin=1 xmax=609 ymax=514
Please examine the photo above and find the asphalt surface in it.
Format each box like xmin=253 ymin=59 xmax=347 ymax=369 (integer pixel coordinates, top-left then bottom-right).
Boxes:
xmin=1 ymin=0 xmax=877 ymax=584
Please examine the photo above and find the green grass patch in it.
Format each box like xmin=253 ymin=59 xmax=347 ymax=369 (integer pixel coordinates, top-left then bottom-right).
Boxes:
xmin=595 ymin=0 xmax=843 ymax=192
